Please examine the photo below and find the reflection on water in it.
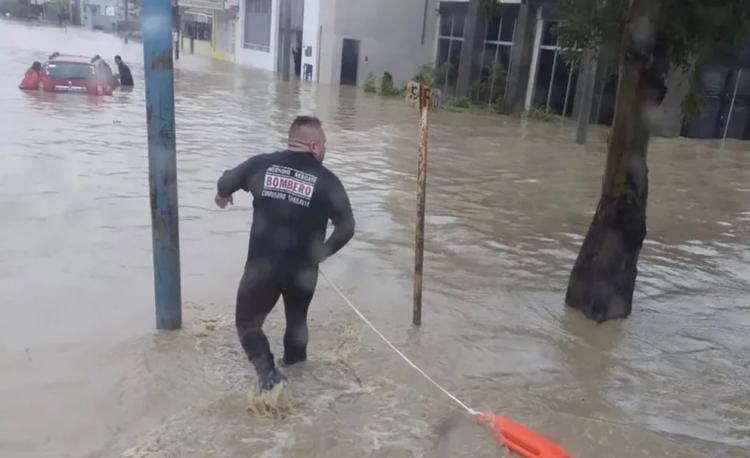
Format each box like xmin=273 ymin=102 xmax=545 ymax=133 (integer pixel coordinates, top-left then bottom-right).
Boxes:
xmin=1 ymin=21 xmax=749 ymax=458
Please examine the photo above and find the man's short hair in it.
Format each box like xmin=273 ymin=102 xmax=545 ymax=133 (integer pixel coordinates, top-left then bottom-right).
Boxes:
xmin=289 ymin=116 xmax=322 ymax=139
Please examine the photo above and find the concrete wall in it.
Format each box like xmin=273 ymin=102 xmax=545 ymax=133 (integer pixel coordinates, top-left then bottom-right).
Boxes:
xmin=81 ymin=0 xmax=118 ymax=31
xmin=316 ymin=0 xmax=337 ymax=85
xmin=313 ymin=0 xmax=439 ymax=87
xmin=300 ymin=0 xmax=321 ymax=80
xmin=91 ymin=12 xmax=117 ymax=31
xmin=80 ymin=0 xmax=141 ymax=30
xmin=236 ymin=0 xmax=280 ymax=72
xmin=213 ymin=10 xmax=236 ymax=61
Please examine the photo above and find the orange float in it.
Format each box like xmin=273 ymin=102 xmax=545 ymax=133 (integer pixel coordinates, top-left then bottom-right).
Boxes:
xmin=476 ymin=413 xmax=573 ymax=458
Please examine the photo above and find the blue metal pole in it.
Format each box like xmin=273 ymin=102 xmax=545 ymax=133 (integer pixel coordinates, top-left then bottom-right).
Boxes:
xmin=142 ymin=0 xmax=182 ymax=330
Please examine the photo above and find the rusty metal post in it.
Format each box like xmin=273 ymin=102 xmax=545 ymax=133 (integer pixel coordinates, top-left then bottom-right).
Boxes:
xmin=413 ymin=84 xmax=430 ymax=326
xmin=142 ymin=0 xmax=182 ymax=330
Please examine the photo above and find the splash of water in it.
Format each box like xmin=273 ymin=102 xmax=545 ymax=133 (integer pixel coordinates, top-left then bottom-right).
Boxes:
xmin=246 ymin=381 xmax=294 ymax=420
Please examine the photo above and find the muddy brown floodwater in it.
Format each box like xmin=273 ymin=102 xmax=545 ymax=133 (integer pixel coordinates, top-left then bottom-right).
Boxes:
xmin=1 ymin=21 xmax=749 ymax=458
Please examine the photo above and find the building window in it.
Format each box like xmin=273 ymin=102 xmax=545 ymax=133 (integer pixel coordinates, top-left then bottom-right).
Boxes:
xmin=533 ymin=21 xmax=580 ymax=116
xmin=437 ymin=5 xmax=466 ymax=93
xmin=184 ymin=11 xmax=212 ymax=42
xmin=480 ymin=5 xmax=519 ymax=100
xmin=244 ymin=0 xmax=272 ymax=52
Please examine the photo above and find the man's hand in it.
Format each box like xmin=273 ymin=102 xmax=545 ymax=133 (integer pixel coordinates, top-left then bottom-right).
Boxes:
xmin=215 ymin=194 xmax=233 ymax=209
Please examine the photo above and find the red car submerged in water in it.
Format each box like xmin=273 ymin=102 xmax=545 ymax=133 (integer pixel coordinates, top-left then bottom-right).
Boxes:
xmin=39 ymin=54 xmax=115 ymax=96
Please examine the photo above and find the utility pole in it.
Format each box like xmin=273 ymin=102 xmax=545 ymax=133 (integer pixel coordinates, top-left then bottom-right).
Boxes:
xmin=142 ymin=0 xmax=182 ymax=330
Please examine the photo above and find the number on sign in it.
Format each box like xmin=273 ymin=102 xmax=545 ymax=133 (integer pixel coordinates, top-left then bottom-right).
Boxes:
xmin=404 ymin=80 xmax=441 ymax=112
xmin=406 ymin=81 xmax=421 ymax=108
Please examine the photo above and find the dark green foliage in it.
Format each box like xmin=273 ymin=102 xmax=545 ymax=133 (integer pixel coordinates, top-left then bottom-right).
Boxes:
xmin=380 ymin=72 xmax=402 ymax=96
xmin=558 ymin=0 xmax=750 ymax=71
xmin=523 ymin=107 xmax=560 ymax=122
xmin=558 ymin=0 xmax=628 ymax=64
xmin=413 ymin=63 xmax=453 ymax=88
xmin=449 ymin=96 xmax=472 ymax=109
xmin=473 ymin=64 xmax=507 ymax=107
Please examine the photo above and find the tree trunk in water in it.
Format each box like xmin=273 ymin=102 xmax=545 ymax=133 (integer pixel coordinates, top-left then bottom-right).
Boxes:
xmin=565 ymin=0 xmax=665 ymax=322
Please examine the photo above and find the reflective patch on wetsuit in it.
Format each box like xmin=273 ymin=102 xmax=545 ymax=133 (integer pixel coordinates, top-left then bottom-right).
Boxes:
xmin=262 ymin=165 xmax=318 ymax=207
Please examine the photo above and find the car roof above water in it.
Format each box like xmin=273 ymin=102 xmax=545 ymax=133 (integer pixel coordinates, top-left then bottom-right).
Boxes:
xmin=47 ymin=54 xmax=95 ymax=65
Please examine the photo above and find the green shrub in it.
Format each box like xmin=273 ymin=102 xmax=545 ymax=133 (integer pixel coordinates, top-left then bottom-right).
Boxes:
xmin=412 ymin=65 xmax=436 ymax=86
xmin=473 ymin=64 xmax=507 ymax=107
xmin=380 ymin=72 xmax=402 ymax=96
xmin=523 ymin=107 xmax=560 ymax=122
xmin=449 ymin=96 xmax=472 ymax=109
xmin=412 ymin=63 xmax=453 ymax=89
xmin=364 ymin=73 xmax=378 ymax=93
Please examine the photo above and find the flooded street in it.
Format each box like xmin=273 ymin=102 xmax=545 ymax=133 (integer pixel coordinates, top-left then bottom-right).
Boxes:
xmin=1 ymin=21 xmax=749 ymax=457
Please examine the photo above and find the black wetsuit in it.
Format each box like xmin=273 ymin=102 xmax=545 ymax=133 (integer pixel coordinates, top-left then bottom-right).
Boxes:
xmin=217 ymin=150 xmax=355 ymax=372
xmin=117 ymin=62 xmax=134 ymax=87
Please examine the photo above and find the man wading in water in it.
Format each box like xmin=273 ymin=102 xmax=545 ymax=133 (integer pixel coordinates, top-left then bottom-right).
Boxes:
xmin=215 ymin=116 xmax=355 ymax=396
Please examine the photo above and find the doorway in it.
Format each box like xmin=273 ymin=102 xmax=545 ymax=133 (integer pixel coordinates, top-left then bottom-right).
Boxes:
xmin=340 ymin=39 xmax=360 ymax=85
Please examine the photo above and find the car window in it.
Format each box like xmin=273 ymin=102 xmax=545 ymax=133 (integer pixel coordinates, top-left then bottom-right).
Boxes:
xmin=45 ymin=62 xmax=94 ymax=80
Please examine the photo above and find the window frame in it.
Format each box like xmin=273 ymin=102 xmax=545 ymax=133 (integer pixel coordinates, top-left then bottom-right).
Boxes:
xmin=243 ymin=0 xmax=273 ymax=52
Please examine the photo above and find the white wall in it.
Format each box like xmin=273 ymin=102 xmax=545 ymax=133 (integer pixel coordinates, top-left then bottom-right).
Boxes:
xmin=300 ymin=0 xmax=320 ymax=80
xmin=316 ymin=0 xmax=438 ymax=87
xmin=235 ymin=0 xmax=280 ymax=72
xmin=317 ymin=0 xmax=338 ymax=85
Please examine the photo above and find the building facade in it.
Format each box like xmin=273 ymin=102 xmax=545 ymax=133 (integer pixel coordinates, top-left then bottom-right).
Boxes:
xmin=236 ymin=0 xmax=291 ymax=72
xmin=234 ymin=0 xmax=437 ymax=84
xmin=301 ymin=0 xmax=438 ymax=86
xmin=432 ymin=1 xmax=580 ymax=113
xmin=80 ymin=0 xmax=140 ymax=31
xmin=438 ymin=0 xmax=750 ymax=140
xmin=233 ymin=0 xmax=551 ymax=101
xmin=230 ymin=0 xmax=749 ymax=140
xmin=178 ymin=0 xmax=238 ymax=62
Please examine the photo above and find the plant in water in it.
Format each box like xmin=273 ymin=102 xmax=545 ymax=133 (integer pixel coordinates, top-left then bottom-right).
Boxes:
xmin=523 ymin=107 xmax=560 ymax=122
xmin=473 ymin=64 xmax=507 ymax=109
xmin=364 ymin=73 xmax=378 ymax=93
xmin=380 ymin=72 xmax=402 ymax=96
xmin=448 ymin=96 xmax=472 ymax=110
xmin=414 ymin=63 xmax=454 ymax=91
xmin=413 ymin=64 xmax=437 ymax=86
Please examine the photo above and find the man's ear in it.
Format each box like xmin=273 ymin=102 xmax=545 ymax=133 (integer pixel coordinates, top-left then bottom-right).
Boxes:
xmin=311 ymin=145 xmax=323 ymax=162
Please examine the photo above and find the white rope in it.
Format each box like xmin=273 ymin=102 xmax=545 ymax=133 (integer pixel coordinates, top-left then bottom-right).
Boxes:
xmin=320 ymin=270 xmax=478 ymax=417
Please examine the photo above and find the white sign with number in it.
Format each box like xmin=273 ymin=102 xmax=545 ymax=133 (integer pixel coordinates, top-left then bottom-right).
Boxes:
xmin=405 ymin=80 xmax=441 ymax=112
